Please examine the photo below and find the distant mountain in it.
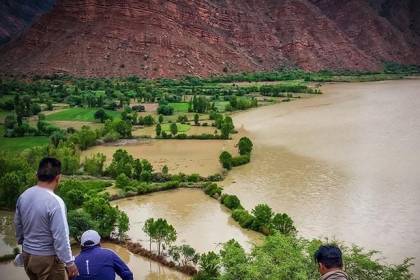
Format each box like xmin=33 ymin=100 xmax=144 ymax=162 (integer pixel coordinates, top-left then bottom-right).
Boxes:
xmin=0 ymin=0 xmax=419 ymax=78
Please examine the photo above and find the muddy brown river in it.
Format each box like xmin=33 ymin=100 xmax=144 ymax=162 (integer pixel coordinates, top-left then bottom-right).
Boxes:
xmin=225 ymin=79 xmax=420 ymax=277
xmin=2 ymin=79 xmax=419 ymax=278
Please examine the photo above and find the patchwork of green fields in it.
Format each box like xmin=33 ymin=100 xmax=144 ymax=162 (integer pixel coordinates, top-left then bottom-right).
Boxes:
xmin=168 ymin=102 xmax=189 ymax=112
xmin=46 ymin=108 xmax=120 ymax=122
xmin=161 ymin=123 xmax=191 ymax=133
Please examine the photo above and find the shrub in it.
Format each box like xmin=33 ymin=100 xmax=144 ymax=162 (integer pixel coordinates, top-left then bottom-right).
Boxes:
xmin=103 ymin=131 xmax=120 ymax=142
xmin=116 ymin=173 xmax=130 ymax=189
xmin=231 ymin=154 xmax=250 ymax=167
xmin=219 ymin=151 xmax=233 ymax=170
xmin=203 ymin=183 xmax=223 ymax=198
xmin=157 ymin=104 xmax=174 ymax=115
xmin=221 ymin=194 xmax=242 ymax=210
xmin=237 ymin=137 xmax=253 ymax=155
xmin=84 ymin=153 xmax=106 ymax=176
xmin=232 ymin=209 xmax=255 ymax=229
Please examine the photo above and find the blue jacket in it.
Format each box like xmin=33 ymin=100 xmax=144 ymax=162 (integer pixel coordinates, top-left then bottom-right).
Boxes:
xmin=73 ymin=245 xmax=133 ymax=280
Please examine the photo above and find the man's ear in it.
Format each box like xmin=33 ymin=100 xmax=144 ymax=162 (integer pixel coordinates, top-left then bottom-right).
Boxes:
xmin=319 ymin=262 xmax=327 ymax=273
xmin=55 ymin=174 xmax=62 ymax=185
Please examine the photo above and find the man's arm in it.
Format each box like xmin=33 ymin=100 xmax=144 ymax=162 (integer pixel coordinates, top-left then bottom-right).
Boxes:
xmin=14 ymin=199 xmax=23 ymax=244
xmin=49 ymin=202 xmax=74 ymax=265
xmin=112 ymin=252 xmax=133 ymax=280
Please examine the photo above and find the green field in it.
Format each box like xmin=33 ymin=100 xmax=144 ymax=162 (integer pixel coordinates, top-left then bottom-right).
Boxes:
xmin=0 ymin=136 xmax=49 ymax=153
xmin=161 ymin=123 xmax=191 ymax=133
xmin=168 ymin=103 xmax=189 ymax=112
xmin=46 ymin=108 xmax=120 ymax=122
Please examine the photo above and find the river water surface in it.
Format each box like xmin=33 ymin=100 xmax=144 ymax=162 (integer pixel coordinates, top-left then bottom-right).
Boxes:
xmin=225 ymin=79 xmax=420 ymax=276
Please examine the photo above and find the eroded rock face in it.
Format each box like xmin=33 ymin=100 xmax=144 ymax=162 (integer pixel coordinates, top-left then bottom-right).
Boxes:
xmin=0 ymin=0 xmax=419 ymax=78
xmin=0 ymin=0 xmax=55 ymax=45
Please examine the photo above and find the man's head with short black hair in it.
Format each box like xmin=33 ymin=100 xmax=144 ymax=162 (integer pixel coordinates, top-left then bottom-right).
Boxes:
xmin=37 ymin=157 xmax=61 ymax=182
xmin=315 ymin=245 xmax=343 ymax=274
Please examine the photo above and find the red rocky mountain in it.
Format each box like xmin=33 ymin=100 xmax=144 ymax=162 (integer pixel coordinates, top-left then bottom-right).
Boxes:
xmin=0 ymin=0 xmax=419 ymax=78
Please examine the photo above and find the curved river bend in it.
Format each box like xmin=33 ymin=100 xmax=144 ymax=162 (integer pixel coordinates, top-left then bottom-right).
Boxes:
xmin=225 ymin=79 xmax=420 ymax=277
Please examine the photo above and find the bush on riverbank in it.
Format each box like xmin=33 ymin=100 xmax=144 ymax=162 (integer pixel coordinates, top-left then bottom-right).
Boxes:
xmin=203 ymin=183 xmax=223 ymax=198
xmin=194 ymin=234 xmax=415 ymax=280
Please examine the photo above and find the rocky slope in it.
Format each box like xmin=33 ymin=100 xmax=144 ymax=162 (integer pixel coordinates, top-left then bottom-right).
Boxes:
xmin=0 ymin=0 xmax=419 ymax=78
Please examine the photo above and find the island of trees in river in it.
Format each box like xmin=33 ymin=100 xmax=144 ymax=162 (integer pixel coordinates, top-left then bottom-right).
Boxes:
xmin=0 ymin=64 xmax=419 ymax=279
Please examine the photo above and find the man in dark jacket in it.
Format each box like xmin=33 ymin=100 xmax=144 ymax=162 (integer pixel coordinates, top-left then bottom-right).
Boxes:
xmin=315 ymin=245 xmax=349 ymax=280
xmin=73 ymin=230 xmax=133 ymax=280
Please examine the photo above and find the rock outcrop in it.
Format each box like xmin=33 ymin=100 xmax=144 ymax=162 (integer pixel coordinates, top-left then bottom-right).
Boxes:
xmin=0 ymin=0 xmax=419 ymax=78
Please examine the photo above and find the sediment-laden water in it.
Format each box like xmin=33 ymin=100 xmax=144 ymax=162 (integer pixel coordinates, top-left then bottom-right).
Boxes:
xmin=113 ymin=188 xmax=261 ymax=253
xmin=225 ymin=79 xmax=420 ymax=277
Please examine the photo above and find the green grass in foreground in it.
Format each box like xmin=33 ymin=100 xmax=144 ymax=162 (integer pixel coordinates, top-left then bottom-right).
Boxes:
xmin=168 ymin=102 xmax=189 ymax=112
xmin=46 ymin=108 xmax=120 ymax=122
xmin=161 ymin=123 xmax=191 ymax=133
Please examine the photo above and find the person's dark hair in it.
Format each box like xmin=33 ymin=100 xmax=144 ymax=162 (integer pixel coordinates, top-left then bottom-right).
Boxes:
xmin=314 ymin=245 xmax=343 ymax=269
xmin=37 ymin=157 xmax=61 ymax=182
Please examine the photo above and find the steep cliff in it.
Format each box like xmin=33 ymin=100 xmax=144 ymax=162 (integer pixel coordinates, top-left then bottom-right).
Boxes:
xmin=0 ymin=0 xmax=418 ymax=78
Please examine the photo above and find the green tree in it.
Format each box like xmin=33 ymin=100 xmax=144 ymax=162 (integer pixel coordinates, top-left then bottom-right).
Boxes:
xmin=252 ymin=204 xmax=274 ymax=234
xmin=133 ymin=159 xmax=142 ymax=180
xmin=68 ymin=209 xmax=98 ymax=242
xmin=46 ymin=100 xmax=53 ymax=111
xmin=158 ymin=114 xmax=164 ymax=123
xmin=84 ymin=153 xmax=106 ymax=176
xmin=155 ymin=123 xmax=162 ymax=137
xmin=83 ymin=196 xmax=119 ymax=237
xmin=143 ymin=115 xmax=155 ymax=126
xmin=219 ymin=151 xmax=233 ymax=170
xmin=30 ymin=103 xmax=42 ymax=116
xmin=4 ymin=115 xmax=17 ymax=130
xmin=169 ymin=244 xmax=199 ymax=266
xmin=237 ymin=137 xmax=253 ymax=155
xmin=170 ymin=123 xmax=178 ymax=136
xmin=116 ymin=211 xmax=130 ymax=241
xmin=107 ymin=149 xmax=134 ymax=178
xmin=50 ymin=130 xmax=66 ymax=148
xmin=0 ymin=172 xmax=25 ymax=209
xmin=219 ymin=240 xmax=249 ymax=280
xmin=116 ymin=173 xmax=130 ymax=189
xmin=113 ymin=119 xmax=132 ymax=138
xmin=51 ymin=145 xmax=80 ymax=175
xmin=221 ymin=194 xmax=242 ymax=210
xmin=272 ymin=213 xmax=296 ymax=235
xmin=153 ymin=218 xmax=177 ymax=255
xmin=194 ymin=113 xmax=199 ymax=125
xmin=221 ymin=122 xmax=231 ymax=139
xmin=94 ymin=109 xmax=109 ymax=123
xmin=143 ymin=218 xmax=156 ymax=251
xmin=196 ymin=251 xmax=221 ymax=279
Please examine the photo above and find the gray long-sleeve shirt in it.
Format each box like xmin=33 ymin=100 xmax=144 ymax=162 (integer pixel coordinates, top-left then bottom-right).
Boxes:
xmin=14 ymin=185 xmax=74 ymax=265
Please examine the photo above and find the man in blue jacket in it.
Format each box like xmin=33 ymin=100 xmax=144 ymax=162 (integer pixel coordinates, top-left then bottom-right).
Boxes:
xmin=73 ymin=230 xmax=133 ymax=280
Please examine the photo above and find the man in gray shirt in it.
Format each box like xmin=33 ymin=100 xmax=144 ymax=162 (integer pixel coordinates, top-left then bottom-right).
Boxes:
xmin=14 ymin=157 xmax=79 ymax=280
